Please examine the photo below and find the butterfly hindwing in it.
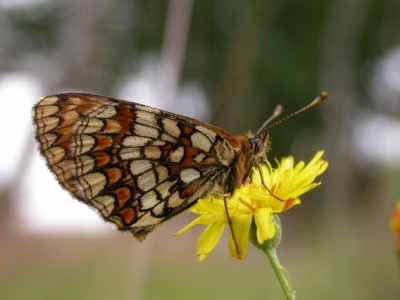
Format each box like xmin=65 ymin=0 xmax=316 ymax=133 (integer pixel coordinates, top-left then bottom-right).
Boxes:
xmin=33 ymin=93 xmax=237 ymax=239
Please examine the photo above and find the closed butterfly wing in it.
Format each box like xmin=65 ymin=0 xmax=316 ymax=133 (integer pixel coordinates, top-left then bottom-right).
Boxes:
xmin=33 ymin=93 xmax=247 ymax=240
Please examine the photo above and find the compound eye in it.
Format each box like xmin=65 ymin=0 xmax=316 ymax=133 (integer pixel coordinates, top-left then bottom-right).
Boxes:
xmin=250 ymin=138 xmax=263 ymax=154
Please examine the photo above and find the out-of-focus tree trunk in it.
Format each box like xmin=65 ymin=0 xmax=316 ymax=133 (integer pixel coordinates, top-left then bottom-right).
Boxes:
xmin=212 ymin=2 xmax=277 ymax=133
xmin=319 ymin=0 xmax=372 ymax=224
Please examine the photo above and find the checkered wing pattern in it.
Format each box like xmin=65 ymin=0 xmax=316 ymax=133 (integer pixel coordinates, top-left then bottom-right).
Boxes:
xmin=33 ymin=93 xmax=244 ymax=240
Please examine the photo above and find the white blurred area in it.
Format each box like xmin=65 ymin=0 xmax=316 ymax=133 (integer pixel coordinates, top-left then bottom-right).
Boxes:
xmin=0 ymin=59 xmax=209 ymax=235
xmin=370 ymin=47 xmax=400 ymax=112
xmin=115 ymin=56 xmax=210 ymax=122
xmin=352 ymin=46 xmax=400 ymax=169
xmin=0 ymin=0 xmax=49 ymax=9
xmin=0 ymin=72 xmax=110 ymax=235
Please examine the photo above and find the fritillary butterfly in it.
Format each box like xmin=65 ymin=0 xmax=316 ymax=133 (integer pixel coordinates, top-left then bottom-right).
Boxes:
xmin=32 ymin=92 xmax=327 ymax=241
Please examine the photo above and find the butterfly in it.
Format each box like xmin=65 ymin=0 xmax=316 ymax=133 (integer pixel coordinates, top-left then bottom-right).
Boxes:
xmin=32 ymin=92 xmax=327 ymax=241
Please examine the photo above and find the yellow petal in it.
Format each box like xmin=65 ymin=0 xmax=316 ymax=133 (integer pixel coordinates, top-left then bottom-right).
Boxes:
xmin=196 ymin=222 xmax=226 ymax=261
xmin=254 ymin=207 xmax=275 ymax=244
xmin=192 ymin=199 xmax=224 ymax=213
xmin=286 ymin=182 xmax=321 ymax=199
xmin=228 ymin=212 xmax=253 ymax=260
xmin=293 ymin=161 xmax=305 ymax=176
xmin=318 ymin=161 xmax=328 ymax=175
xmin=250 ymin=168 xmax=262 ymax=186
xmin=282 ymin=198 xmax=301 ymax=211
xmin=248 ymin=189 xmax=270 ymax=200
xmin=174 ymin=217 xmax=202 ymax=235
xmin=309 ymin=150 xmax=324 ymax=165
xmin=198 ymin=212 xmax=227 ymax=224
xmin=281 ymin=156 xmax=294 ymax=169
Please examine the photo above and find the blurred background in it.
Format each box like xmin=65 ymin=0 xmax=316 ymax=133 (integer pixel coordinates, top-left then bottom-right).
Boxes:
xmin=1 ymin=0 xmax=399 ymax=299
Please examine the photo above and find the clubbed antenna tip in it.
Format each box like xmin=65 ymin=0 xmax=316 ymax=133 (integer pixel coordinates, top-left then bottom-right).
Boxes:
xmin=266 ymin=92 xmax=329 ymax=130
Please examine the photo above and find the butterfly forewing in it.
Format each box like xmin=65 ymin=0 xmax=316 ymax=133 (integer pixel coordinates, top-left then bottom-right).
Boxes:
xmin=33 ymin=93 xmax=243 ymax=240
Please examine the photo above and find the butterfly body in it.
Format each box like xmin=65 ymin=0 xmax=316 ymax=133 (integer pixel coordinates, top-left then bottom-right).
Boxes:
xmin=33 ymin=93 xmax=270 ymax=240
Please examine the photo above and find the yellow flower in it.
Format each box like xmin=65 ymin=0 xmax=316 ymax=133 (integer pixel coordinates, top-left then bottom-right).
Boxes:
xmin=175 ymin=151 xmax=328 ymax=261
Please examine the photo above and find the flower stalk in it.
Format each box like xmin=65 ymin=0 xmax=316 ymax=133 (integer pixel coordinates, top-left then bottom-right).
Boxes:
xmin=249 ymin=215 xmax=295 ymax=300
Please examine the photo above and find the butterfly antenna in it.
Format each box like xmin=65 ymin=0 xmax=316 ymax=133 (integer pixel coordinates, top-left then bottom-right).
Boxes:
xmin=258 ymin=105 xmax=283 ymax=131
xmin=255 ymin=92 xmax=328 ymax=141
xmin=266 ymin=92 xmax=328 ymax=130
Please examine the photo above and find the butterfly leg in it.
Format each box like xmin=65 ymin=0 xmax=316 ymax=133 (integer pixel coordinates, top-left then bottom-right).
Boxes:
xmin=253 ymin=158 xmax=284 ymax=202
xmin=223 ymin=193 xmax=240 ymax=255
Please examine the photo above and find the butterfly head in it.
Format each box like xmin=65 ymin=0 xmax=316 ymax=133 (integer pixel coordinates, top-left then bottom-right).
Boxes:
xmin=246 ymin=104 xmax=282 ymax=158
xmin=248 ymin=129 xmax=270 ymax=158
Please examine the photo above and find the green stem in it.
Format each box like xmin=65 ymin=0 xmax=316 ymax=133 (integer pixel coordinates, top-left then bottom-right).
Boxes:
xmin=262 ymin=245 xmax=295 ymax=300
xmin=249 ymin=215 xmax=296 ymax=300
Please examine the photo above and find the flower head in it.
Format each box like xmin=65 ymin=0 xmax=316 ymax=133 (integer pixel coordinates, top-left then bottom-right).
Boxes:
xmin=175 ymin=151 xmax=328 ymax=261
xmin=391 ymin=200 xmax=400 ymax=255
